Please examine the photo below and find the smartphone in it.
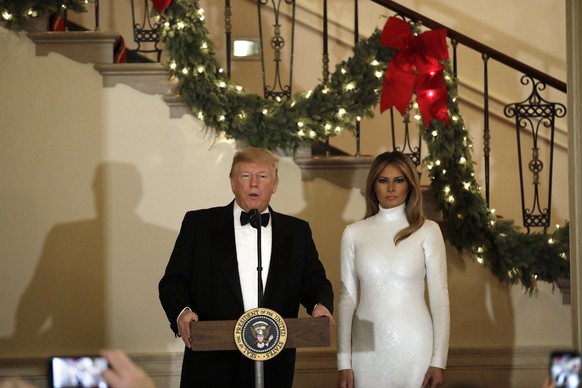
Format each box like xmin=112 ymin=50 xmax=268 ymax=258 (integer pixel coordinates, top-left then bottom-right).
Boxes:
xmin=550 ymin=350 xmax=581 ymax=388
xmin=49 ymin=355 xmax=108 ymax=388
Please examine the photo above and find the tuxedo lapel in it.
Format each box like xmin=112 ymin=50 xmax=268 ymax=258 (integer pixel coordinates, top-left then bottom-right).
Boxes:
xmin=263 ymin=210 xmax=290 ymax=306
xmin=212 ymin=203 xmax=244 ymax=310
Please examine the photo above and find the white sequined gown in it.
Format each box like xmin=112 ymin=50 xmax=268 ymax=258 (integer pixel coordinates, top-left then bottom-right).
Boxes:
xmin=337 ymin=203 xmax=450 ymax=388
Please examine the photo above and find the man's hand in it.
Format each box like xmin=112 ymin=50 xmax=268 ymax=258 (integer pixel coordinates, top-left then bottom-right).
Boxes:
xmin=177 ymin=308 xmax=199 ymax=349
xmin=422 ymin=366 xmax=445 ymax=388
xmin=338 ymin=368 xmax=354 ymax=388
xmin=312 ymin=303 xmax=335 ymax=326
xmin=101 ymin=349 xmax=155 ymax=388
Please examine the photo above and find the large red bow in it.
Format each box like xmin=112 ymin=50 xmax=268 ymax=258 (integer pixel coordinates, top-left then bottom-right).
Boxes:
xmin=379 ymin=17 xmax=450 ymax=125
xmin=152 ymin=0 xmax=173 ymax=14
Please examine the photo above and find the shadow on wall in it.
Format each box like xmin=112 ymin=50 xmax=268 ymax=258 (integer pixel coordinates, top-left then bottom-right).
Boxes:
xmin=0 ymin=162 xmax=177 ymax=356
xmin=445 ymin=240 xmax=516 ymax=388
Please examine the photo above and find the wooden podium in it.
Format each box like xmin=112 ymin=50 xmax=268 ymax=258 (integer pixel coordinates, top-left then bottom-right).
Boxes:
xmin=189 ymin=316 xmax=330 ymax=351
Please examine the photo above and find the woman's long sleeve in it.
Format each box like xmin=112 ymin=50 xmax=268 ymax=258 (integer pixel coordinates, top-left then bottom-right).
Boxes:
xmin=423 ymin=221 xmax=450 ymax=369
xmin=336 ymin=226 xmax=359 ymax=371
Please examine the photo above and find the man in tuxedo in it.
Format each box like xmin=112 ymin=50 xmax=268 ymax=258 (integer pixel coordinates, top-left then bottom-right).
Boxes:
xmin=159 ymin=147 xmax=334 ymax=388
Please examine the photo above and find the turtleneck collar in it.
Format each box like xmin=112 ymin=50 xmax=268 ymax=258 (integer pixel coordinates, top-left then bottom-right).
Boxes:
xmin=377 ymin=202 xmax=407 ymax=220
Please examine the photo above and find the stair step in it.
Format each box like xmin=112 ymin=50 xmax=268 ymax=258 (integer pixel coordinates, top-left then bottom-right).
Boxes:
xmin=94 ymin=63 xmax=174 ymax=95
xmin=163 ymin=94 xmax=191 ymax=119
xmin=28 ymin=31 xmax=120 ymax=64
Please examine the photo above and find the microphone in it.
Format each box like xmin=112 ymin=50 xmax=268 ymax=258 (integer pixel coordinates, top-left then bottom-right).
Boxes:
xmin=249 ymin=208 xmax=261 ymax=229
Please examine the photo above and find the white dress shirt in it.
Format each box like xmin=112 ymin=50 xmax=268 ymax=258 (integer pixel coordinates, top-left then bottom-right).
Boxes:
xmin=233 ymin=202 xmax=272 ymax=311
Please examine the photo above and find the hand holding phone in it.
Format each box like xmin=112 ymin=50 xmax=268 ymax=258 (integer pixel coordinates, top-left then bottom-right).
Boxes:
xmin=100 ymin=350 xmax=155 ymax=388
xmin=550 ymin=350 xmax=581 ymax=388
xmin=50 ymin=355 xmax=108 ymax=388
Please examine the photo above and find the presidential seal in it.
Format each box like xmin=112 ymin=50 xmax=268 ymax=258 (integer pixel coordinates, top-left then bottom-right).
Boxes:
xmin=234 ymin=307 xmax=287 ymax=361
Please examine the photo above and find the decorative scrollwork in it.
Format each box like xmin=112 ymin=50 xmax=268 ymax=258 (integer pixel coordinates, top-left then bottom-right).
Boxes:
xmin=504 ymin=75 xmax=566 ymax=232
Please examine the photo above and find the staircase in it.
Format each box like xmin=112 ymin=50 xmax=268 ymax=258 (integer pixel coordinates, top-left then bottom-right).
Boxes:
xmin=0 ymin=2 xmax=576 ymax=387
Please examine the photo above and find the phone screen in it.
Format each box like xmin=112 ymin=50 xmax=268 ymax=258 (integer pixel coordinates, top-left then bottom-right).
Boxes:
xmin=50 ymin=356 xmax=108 ymax=388
xmin=551 ymin=351 xmax=581 ymax=388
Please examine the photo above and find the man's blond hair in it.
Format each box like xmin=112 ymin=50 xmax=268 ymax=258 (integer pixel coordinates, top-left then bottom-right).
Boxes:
xmin=229 ymin=147 xmax=279 ymax=182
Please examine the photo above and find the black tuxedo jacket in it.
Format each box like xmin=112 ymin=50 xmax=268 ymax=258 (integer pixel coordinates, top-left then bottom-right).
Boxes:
xmin=159 ymin=201 xmax=334 ymax=388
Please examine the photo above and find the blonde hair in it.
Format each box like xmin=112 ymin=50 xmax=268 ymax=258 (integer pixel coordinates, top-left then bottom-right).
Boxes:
xmin=229 ymin=147 xmax=279 ymax=182
xmin=364 ymin=151 xmax=425 ymax=244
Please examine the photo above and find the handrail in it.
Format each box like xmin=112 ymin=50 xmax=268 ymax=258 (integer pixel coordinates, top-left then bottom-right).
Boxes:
xmin=371 ymin=0 xmax=567 ymax=93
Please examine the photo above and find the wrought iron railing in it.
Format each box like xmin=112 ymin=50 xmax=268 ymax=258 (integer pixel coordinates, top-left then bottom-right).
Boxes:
xmin=368 ymin=0 xmax=567 ymax=232
xmin=65 ymin=0 xmax=568 ymax=232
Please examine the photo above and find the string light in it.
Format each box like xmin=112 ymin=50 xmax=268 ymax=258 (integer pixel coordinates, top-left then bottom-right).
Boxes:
xmin=475 ymin=247 xmax=485 ymax=265
xmin=70 ymin=0 xmax=564 ymax=292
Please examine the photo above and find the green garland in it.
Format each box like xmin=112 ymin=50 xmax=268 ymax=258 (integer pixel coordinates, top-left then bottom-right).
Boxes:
xmin=159 ymin=0 xmax=569 ymax=292
xmin=160 ymin=0 xmax=570 ymax=292
xmin=0 ymin=0 xmax=88 ymax=30
xmin=2 ymin=0 xmax=570 ymax=292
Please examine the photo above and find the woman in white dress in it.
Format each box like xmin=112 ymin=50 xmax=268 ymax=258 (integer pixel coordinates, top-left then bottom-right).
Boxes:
xmin=337 ymin=151 xmax=450 ymax=388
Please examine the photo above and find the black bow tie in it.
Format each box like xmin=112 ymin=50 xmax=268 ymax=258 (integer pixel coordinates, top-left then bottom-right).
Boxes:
xmin=240 ymin=211 xmax=270 ymax=228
